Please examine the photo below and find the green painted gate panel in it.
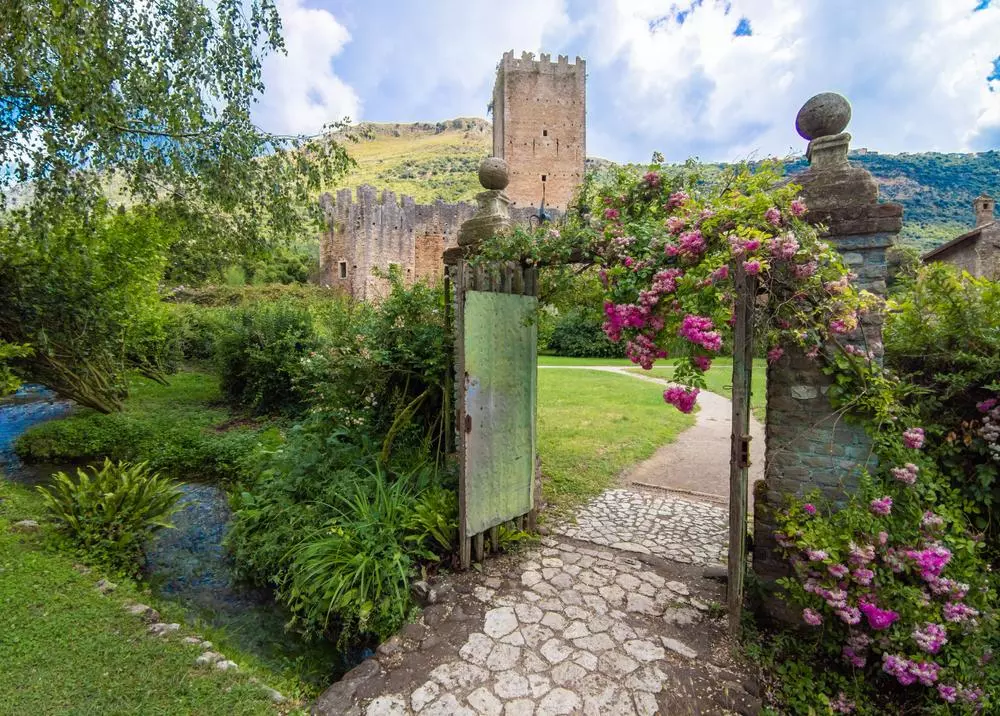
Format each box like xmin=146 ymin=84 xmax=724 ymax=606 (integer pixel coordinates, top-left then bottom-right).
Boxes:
xmin=463 ymin=290 xmax=537 ymax=536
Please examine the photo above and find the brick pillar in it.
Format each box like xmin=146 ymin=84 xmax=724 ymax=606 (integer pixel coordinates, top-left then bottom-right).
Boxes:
xmin=752 ymin=94 xmax=903 ymax=597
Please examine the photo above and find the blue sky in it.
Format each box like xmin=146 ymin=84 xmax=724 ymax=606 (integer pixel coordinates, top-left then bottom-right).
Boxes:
xmin=253 ymin=0 xmax=1000 ymax=164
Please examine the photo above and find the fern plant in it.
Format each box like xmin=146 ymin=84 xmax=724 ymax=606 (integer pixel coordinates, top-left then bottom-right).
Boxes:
xmin=36 ymin=459 xmax=183 ymax=575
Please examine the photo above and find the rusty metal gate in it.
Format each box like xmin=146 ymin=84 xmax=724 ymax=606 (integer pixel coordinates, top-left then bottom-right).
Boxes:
xmin=450 ymin=261 xmax=539 ymax=569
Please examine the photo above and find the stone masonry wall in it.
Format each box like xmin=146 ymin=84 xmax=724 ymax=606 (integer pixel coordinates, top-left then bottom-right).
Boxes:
xmin=320 ymin=186 xmax=541 ymax=301
xmin=493 ymin=51 xmax=585 ymax=212
xmin=319 ymin=186 xmax=475 ymax=301
xmin=754 ymin=128 xmax=903 ymax=588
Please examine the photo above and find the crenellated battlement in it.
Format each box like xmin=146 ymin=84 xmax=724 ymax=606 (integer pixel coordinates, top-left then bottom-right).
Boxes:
xmin=319 ymin=185 xmax=542 ymax=300
xmin=499 ymin=49 xmax=585 ymax=75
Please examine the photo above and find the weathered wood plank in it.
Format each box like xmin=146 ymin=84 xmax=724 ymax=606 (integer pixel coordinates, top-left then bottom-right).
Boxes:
xmin=728 ymin=261 xmax=755 ymax=637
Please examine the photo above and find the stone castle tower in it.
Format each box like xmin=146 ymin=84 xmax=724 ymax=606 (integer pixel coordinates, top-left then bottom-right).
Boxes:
xmin=491 ymin=51 xmax=586 ymax=212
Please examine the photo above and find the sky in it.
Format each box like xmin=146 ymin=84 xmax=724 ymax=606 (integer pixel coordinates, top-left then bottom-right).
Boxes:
xmin=252 ymin=0 xmax=1000 ymax=164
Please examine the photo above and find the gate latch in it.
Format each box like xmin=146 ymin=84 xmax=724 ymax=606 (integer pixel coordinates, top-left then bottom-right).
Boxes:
xmin=739 ymin=435 xmax=752 ymax=468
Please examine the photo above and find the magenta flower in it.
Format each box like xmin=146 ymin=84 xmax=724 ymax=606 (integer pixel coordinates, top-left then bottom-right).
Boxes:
xmin=802 ymin=608 xmax=823 ymax=626
xmin=710 ymin=265 xmax=729 ymax=282
xmin=766 ymin=346 xmax=784 ymax=364
xmin=663 ymin=386 xmax=699 ymax=414
xmin=836 ymin=606 xmax=862 ymax=625
xmin=848 ymin=543 xmax=875 ymax=565
xmin=860 ymin=601 xmax=899 ymax=630
xmin=677 ymin=230 xmax=706 ymax=257
xmin=604 ymin=208 xmax=620 ymax=220
xmin=828 ymin=564 xmax=849 ymax=579
xmin=878 ymin=531 xmax=889 ymax=546
xmin=907 ymin=545 xmax=951 ymax=581
xmin=678 ymin=315 xmax=722 ymax=352
xmin=913 ymin=623 xmax=948 ymax=654
xmin=742 ymin=259 xmax=761 ymax=276
xmin=666 ymin=190 xmax=689 ymax=209
xmin=891 ymin=463 xmax=919 ymax=485
xmin=643 ymin=171 xmax=661 ymax=188
xmin=943 ymin=602 xmax=979 ymax=623
xmin=841 ymin=646 xmax=866 ymax=667
xmin=853 ymin=568 xmax=874 ymax=586
xmin=790 ymin=198 xmax=807 ymax=217
xmin=665 ymin=215 xmax=686 ymax=234
xmin=764 ymin=207 xmax=782 ymax=225
xmin=803 ymin=503 xmax=816 ymax=516
xmin=976 ymin=397 xmax=997 ymax=413
xmin=937 ymin=685 xmax=958 ymax=703
xmin=792 ymin=260 xmax=817 ymax=279
xmin=903 ymin=427 xmax=926 ymax=449
xmin=869 ymin=496 xmax=893 ymax=516
xmin=806 ymin=549 xmax=828 ymax=561
xmin=693 ymin=355 xmax=712 ymax=372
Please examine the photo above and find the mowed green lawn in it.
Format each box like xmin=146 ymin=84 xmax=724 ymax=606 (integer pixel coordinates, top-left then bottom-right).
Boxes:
xmin=537 ymin=368 xmax=694 ymax=513
xmin=625 ymin=359 xmax=768 ymax=422
xmin=0 ymin=480 xmax=302 ymax=716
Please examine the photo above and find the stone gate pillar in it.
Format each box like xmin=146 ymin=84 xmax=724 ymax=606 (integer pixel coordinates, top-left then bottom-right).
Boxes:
xmin=752 ymin=93 xmax=903 ymax=594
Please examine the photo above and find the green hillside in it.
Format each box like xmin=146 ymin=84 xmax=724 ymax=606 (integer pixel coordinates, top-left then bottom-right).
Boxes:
xmin=786 ymin=151 xmax=1000 ymax=252
xmin=327 ymin=119 xmax=998 ymax=253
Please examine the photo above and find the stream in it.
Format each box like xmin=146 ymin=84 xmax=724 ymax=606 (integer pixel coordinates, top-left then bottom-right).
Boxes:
xmin=1 ymin=385 xmax=359 ymax=687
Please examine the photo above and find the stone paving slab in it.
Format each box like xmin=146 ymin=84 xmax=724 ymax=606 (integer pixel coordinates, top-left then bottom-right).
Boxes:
xmin=313 ymin=537 xmax=760 ymax=716
xmin=554 ymin=489 xmax=728 ymax=567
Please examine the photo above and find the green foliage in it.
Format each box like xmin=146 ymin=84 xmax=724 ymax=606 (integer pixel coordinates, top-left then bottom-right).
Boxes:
xmin=164 ymin=282 xmax=343 ymax=307
xmin=0 ymin=200 xmax=175 ymax=412
xmin=215 ymin=301 xmax=321 ymax=414
xmin=227 ymin=435 xmax=455 ymax=642
xmin=283 ymin=469 xmax=419 ymax=642
xmin=884 ymin=264 xmax=1000 ymax=543
xmin=36 ymin=459 xmax=182 ymax=576
xmin=546 ymin=308 xmax=625 ymax=358
xmin=298 ymin=276 xmax=451 ymax=461
xmin=164 ymin=303 xmax=227 ymax=362
xmin=16 ymin=371 xmax=268 ymax=483
xmin=0 ymin=340 xmax=31 ymax=395
xmin=406 ymin=486 xmax=458 ymax=556
xmin=1 ymin=0 xmax=353 ymax=255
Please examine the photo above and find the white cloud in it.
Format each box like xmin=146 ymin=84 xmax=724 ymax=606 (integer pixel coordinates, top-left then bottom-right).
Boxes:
xmin=345 ymin=0 xmax=573 ymax=120
xmin=580 ymin=0 xmax=1000 ymax=161
xmin=254 ymin=0 xmax=361 ymax=136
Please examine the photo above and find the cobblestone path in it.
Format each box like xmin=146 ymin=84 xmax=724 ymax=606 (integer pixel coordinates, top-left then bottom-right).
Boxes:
xmin=314 ymin=537 xmax=759 ymax=716
xmin=313 ymin=378 xmax=758 ymax=716
xmin=553 ymin=489 xmax=728 ymax=567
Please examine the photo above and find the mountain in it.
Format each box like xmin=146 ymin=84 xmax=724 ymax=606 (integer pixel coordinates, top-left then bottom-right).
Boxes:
xmin=329 ymin=119 xmax=1000 ymax=253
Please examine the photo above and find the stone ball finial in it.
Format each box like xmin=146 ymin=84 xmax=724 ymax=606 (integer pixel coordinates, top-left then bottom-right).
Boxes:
xmin=795 ymin=93 xmax=852 ymax=141
xmin=479 ymin=156 xmax=509 ymax=191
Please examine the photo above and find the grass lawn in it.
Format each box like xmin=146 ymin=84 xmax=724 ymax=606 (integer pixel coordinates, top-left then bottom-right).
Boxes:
xmin=537 ymin=368 xmax=695 ymax=514
xmin=625 ymin=359 xmax=768 ymax=421
xmin=537 ymin=355 xmax=635 ymax=367
xmin=15 ymin=370 xmax=278 ymax=482
xmin=0 ymin=479 xmax=306 ymax=715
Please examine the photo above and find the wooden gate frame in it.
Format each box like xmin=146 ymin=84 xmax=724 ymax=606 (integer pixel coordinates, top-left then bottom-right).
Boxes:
xmin=449 ymin=261 xmax=539 ymax=569
xmin=728 ymin=262 xmax=757 ymax=636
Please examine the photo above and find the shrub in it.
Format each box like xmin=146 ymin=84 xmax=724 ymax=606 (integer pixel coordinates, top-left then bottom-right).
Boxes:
xmin=283 ymin=468 xmax=418 ymax=642
xmin=227 ymin=432 xmax=456 ymax=642
xmin=547 ymin=308 xmax=626 ymax=358
xmin=37 ymin=459 xmax=183 ymax=576
xmin=773 ymin=423 xmax=999 ymax=714
xmin=298 ymin=277 xmax=450 ymax=460
xmin=165 ymin=303 xmax=226 ymax=362
xmin=884 ymin=264 xmax=1000 ymax=544
xmin=16 ymin=372 xmax=269 ymax=483
xmin=215 ymin=301 xmax=320 ymax=414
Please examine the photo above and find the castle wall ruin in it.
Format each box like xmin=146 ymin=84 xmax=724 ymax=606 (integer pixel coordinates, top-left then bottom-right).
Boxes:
xmin=319 ymin=186 xmax=540 ymax=301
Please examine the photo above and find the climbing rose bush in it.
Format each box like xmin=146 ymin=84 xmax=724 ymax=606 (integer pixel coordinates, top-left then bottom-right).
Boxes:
xmin=775 ymin=423 xmax=999 ymax=713
xmin=583 ymin=161 xmax=872 ymax=411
